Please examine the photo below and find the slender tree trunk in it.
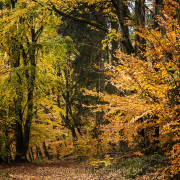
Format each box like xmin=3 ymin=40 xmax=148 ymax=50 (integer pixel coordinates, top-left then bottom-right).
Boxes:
xmin=28 ymin=151 xmax=32 ymax=162
xmin=118 ymin=130 xmax=128 ymax=153
xmin=42 ymin=142 xmax=51 ymax=160
xmin=176 ymin=1 xmax=180 ymax=25
xmin=24 ymin=41 xmax=36 ymax=156
xmin=36 ymin=146 xmax=43 ymax=160
xmin=30 ymin=147 xmax=34 ymax=162
xmin=111 ymin=0 xmax=135 ymax=54
xmin=111 ymin=20 xmax=119 ymax=64
xmin=8 ymin=38 xmax=28 ymax=162
xmin=134 ymin=117 xmax=145 ymax=153
xmin=148 ymin=0 xmax=163 ymax=154
xmin=135 ymin=0 xmax=146 ymax=60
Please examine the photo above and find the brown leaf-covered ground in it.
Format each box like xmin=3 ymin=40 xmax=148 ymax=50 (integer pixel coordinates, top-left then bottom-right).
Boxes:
xmin=0 ymin=159 xmax=166 ymax=180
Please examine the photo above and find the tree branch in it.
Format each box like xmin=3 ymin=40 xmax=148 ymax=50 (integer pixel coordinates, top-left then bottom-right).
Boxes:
xmin=50 ymin=4 xmax=108 ymax=33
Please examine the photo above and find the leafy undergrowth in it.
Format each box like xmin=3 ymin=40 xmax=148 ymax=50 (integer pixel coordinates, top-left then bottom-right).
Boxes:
xmin=85 ymin=152 xmax=171 ymax=180
xmin=112 ymin=152 xmax=170 ymax=179
xmin=0 ymin=155 xmax=172 ymax=180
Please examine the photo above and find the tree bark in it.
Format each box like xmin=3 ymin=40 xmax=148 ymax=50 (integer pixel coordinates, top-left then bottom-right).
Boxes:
xmin=42 ymin=142 xmax=51 ymax=160
xmin=135 ymin=0 xmax=146 ymax=60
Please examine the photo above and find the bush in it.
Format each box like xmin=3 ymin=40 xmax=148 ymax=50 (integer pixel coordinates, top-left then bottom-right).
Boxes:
xmin=0 ymin=134 xmax=8 ymax=163
xmin=113 ymin=152 xmax=169 ymax=178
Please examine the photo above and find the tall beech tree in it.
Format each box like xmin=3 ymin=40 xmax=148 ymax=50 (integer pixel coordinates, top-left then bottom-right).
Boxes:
xmin=0 ymin=0 xmax=58 ymax=161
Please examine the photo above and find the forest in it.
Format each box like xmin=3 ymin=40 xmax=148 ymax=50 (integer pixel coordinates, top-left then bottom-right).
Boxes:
xmin=0 ymin=0 xmax=180 ymax=179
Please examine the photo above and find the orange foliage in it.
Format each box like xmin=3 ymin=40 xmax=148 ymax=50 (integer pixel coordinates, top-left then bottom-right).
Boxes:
xmin=84 ymin=0 xmax=180 ymax=177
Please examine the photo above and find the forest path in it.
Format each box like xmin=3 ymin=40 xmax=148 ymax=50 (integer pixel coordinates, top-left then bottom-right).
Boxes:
xmin=0 ymin=159 xmax=164 ymax=180
xmin=0 ymin=159 xmax=124 ymax=180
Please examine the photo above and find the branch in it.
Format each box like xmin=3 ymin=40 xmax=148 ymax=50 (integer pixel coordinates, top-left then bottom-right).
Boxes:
xmin=50 ymin=4 xmax=108 ymax=33
xmin=35 ymin=25 xmax=44 ymax=41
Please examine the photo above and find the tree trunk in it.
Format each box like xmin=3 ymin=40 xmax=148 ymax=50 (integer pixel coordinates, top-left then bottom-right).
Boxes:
xmin=111 ymin=20 xmax=119 ymax=64
xmin=30 ymin=147 xmax=34 ymax=162
xmin=8 ymin=37 xmax=28 ymax=162
xmin=42 ymin=142 xmax=51 ymax=160
xmin=111 ymin=0 xmax=135 ymax=54
xmin=135 ymin=0 xmax=146 ymax=60
xmin=28 ymin=151 xmax=32 ymax=162
xmin=176 ymin=1 xmax=180 ymax=25
xmin=135 ymin=117 xmax=145 ymax=153
xmin=118 ymin=130 xmax=128 ymax=153
xmin=36 ymin=146 xmax=43 ymax=160
xmin=23 ymin=41 xmax=36 ymax=157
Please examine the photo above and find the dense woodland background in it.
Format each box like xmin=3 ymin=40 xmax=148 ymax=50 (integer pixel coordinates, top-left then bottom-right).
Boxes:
xmin=0 ymin=0 xmax=180 ymax=179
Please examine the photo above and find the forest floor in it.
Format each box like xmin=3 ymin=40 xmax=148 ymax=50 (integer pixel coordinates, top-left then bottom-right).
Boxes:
xmin=0 ymin=158 xmax=167 ymax=180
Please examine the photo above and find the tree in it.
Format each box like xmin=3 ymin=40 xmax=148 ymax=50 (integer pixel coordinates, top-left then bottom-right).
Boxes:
xmin=84 ymin=0 xmax=180 ymax=177
xmin=0 ymin=0 xmax=60 ymax=161
xmin=56 ymin=5 xmax=109 ymax=140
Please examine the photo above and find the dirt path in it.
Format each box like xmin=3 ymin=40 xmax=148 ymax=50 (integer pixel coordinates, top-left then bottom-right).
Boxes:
xmin=0 ymin=159 xmax=167 ymax=180
xmin=0 ymin=160 xmax=125 ymax=180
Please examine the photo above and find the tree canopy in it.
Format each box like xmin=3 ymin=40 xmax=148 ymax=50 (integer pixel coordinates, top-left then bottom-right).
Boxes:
xmin=0 ymin=0 xmax=180 ymax=179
